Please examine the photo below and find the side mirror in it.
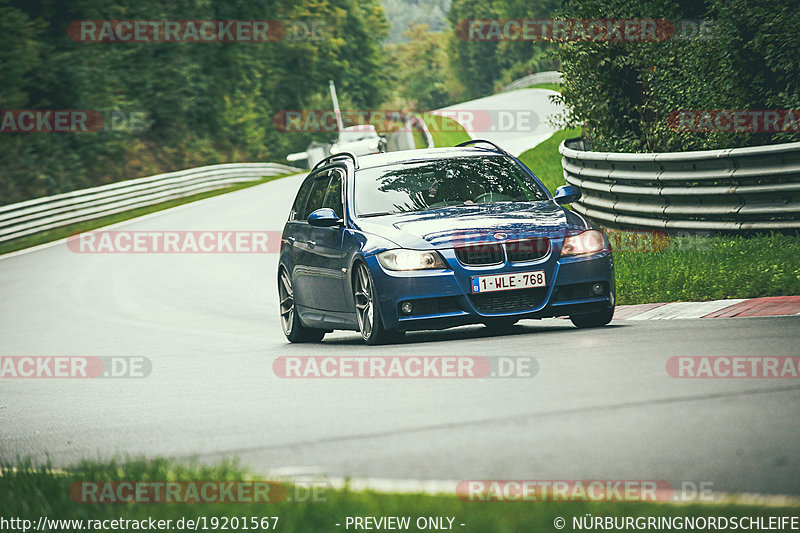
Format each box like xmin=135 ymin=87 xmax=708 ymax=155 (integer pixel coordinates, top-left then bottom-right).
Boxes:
xmin=554 ymin=185 xmax=581 ymax=205
xmin=308 ymin=208 xmax=343 ymax=227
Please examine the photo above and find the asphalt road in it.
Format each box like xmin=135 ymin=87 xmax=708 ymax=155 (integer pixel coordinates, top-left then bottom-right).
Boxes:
xmin=1 ymin=173 xmax=799 ymax=498
xmin=434 ymin=88 xmax=563 ymax=156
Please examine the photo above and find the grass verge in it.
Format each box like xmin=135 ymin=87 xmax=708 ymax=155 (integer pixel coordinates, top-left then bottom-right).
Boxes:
xmin=517 ymin=127 xmax=581 ymax=193
xmin=420 ymin=113 xmax=471 ymax=147
xmin=614 ymin=232 xmax=800 ymax=305
xmin=526 ymin=82 xmax=562 ymax=93
xmin=0 ymin=173 xmax=297 ymax=256
xmin=2 ymin=458 xmax=798 ymax=533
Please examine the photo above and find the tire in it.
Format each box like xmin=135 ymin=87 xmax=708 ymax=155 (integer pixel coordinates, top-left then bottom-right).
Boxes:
xmin=569 ymin=307 xmax=614 ymax=329
xmin=278 ymin=268 xmax=326 ymax=343
xmin=483 ymin=318 xmax=519 ymax=331
xmin=353 ymin=262 xmax=405 ymax=345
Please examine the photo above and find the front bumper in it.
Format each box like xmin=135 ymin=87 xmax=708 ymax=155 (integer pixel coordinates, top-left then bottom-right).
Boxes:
xmin=366 ymin=247 xmax=615 ymax=331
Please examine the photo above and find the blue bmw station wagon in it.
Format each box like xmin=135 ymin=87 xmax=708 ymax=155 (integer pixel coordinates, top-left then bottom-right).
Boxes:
xmin=278 ymin=140 xmax=615 ymax=344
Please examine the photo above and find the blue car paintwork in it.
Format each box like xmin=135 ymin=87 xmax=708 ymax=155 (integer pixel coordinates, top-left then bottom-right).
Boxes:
xmin=279 ymin=147 xmax=615 ymax=333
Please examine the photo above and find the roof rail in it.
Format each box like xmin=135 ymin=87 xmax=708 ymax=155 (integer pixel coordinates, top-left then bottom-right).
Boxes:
xmin=310 ymin=151 xmax=359 ymax=173
xmin=456 ymin=139 xmax=513 ymax=157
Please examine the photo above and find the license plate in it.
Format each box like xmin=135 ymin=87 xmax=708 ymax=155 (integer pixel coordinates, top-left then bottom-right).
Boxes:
xmin=471 ymin=271 xmax=545 ymax=293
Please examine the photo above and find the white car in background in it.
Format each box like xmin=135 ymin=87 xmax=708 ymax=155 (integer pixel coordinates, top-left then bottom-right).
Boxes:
xmin=330 ymin=125 xmax=387 ymax=156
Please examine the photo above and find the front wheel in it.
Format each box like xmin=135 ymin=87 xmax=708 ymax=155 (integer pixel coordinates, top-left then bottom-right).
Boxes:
xmin=569 ymin=307 xmax=614 ymax=329
xmin=278 ymin=269 xmax=326 ymax=343
xmin=353 ymin=262 xmax=404 ymax=345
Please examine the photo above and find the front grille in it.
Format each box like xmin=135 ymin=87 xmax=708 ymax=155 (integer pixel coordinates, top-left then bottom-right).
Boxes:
xmin=399 ymin=296 xmax=461 ymax=317
xmin=469 ymin=287 xmax=547 ymax=313
xmin=455 ymin=243 xmax=504 ymax=266
xmin=506 ymin=237 xmax=550 ymax=262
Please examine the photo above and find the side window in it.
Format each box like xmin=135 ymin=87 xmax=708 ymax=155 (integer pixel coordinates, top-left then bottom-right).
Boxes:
xmin=321 ymin=169 xmax=344 ymax=217
xmin=300 ymin=172 xmax=331 ymax=220
xmin=291 ymin=175 xmax=316 ymax=221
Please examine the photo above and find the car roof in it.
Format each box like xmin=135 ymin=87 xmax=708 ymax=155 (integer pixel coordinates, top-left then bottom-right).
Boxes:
xmin=355 ymin=146 xmax=505 ymax=170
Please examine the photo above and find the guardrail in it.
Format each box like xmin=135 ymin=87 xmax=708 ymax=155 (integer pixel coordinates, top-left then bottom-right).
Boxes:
xmin=559 ymin=138 xmax=800 ymax=232
xmin=501 ymin=71 xmax=562 ymax=92
xmin=0 ymin=162 xmax=301 ymax=243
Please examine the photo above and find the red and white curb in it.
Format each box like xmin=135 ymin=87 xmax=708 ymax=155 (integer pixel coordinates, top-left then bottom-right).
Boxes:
xmin=613 ymin=295 xmax=800 ymax=321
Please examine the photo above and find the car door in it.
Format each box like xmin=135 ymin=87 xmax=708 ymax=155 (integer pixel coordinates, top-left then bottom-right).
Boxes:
xmin=290 ymin=170 xmax=330 ymax=308
xmin=306 ymin=168 xmax=349 ymax=312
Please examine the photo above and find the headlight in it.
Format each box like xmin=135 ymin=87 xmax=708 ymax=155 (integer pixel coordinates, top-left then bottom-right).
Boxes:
xmin=561 ymin=230 xmax=606 ymax=256
xmin=377 ymin=249 xmax=449 ymax=271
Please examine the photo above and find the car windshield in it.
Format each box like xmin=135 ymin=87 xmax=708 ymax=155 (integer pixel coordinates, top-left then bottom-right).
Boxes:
xmin=355 ymin=155 xmax=549 ymax=217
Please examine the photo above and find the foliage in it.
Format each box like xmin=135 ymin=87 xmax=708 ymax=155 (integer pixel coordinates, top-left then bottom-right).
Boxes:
xmin=517 ymin=126 xmax=579 ymax=194
xmin=446 ymin=0 xmax=560 ymax=99
xmin=553 ymin=0 xmax=800 ymax=152
xmin=386 ymin=24 xmax=466 ymax=111
xmin=0 ymin=0 xmax=391 ymax=205
xmin=382 ymin=0 xmax=451 ymax=44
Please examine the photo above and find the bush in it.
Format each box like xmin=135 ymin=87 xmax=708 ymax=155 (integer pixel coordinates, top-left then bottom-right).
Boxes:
xmin=553 ymin=0 xmax=800 ymax=152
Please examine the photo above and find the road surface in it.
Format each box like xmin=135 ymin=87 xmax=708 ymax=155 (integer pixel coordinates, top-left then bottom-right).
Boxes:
xmin=1 ymin=174 xmax=798 ymax=498
xmin=434 ymin=88 xmax=563 ymax=156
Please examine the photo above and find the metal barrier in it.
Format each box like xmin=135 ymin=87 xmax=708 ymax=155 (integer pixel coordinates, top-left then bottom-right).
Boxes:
xmin=501 ymin=71 xmax=562 ymax=93
xmin=559 ymin=138 xmax=800 ymax=231
xmin=0 ymin=162 xmax=300 ymax=243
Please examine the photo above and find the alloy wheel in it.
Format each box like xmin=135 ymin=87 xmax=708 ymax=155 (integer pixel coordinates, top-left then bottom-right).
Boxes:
xmin=354 ymin=263 xmax=374 ymax=339
xmin=278 ymin=269 xmax=295 ymax=335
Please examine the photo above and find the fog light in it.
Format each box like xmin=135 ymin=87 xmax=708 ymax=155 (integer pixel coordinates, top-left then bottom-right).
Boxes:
xmin=591 ymin=283 xmax=604 ymax=295
xmin=401 ymin=302 xmax=413 ymax=315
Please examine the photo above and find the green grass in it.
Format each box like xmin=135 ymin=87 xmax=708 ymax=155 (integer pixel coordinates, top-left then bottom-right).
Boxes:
xmin=0 ymin=173 xmax=297 ymax=256
xmin=2 ymin=458 xmax=797 ymax=533
xmin=526 ymin=82 xmax=562 ymax=93
xmin=613 ymin=232 xmax=800 ymax=305
xmin=517 ymin=127 xmax=581 ymax=193
xmin=420 ymin=113 xmax=471 ymax=147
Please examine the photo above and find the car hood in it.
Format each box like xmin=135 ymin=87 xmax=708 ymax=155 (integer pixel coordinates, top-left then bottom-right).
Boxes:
xmin=355 ymin=202 xmax=588 ymax=250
